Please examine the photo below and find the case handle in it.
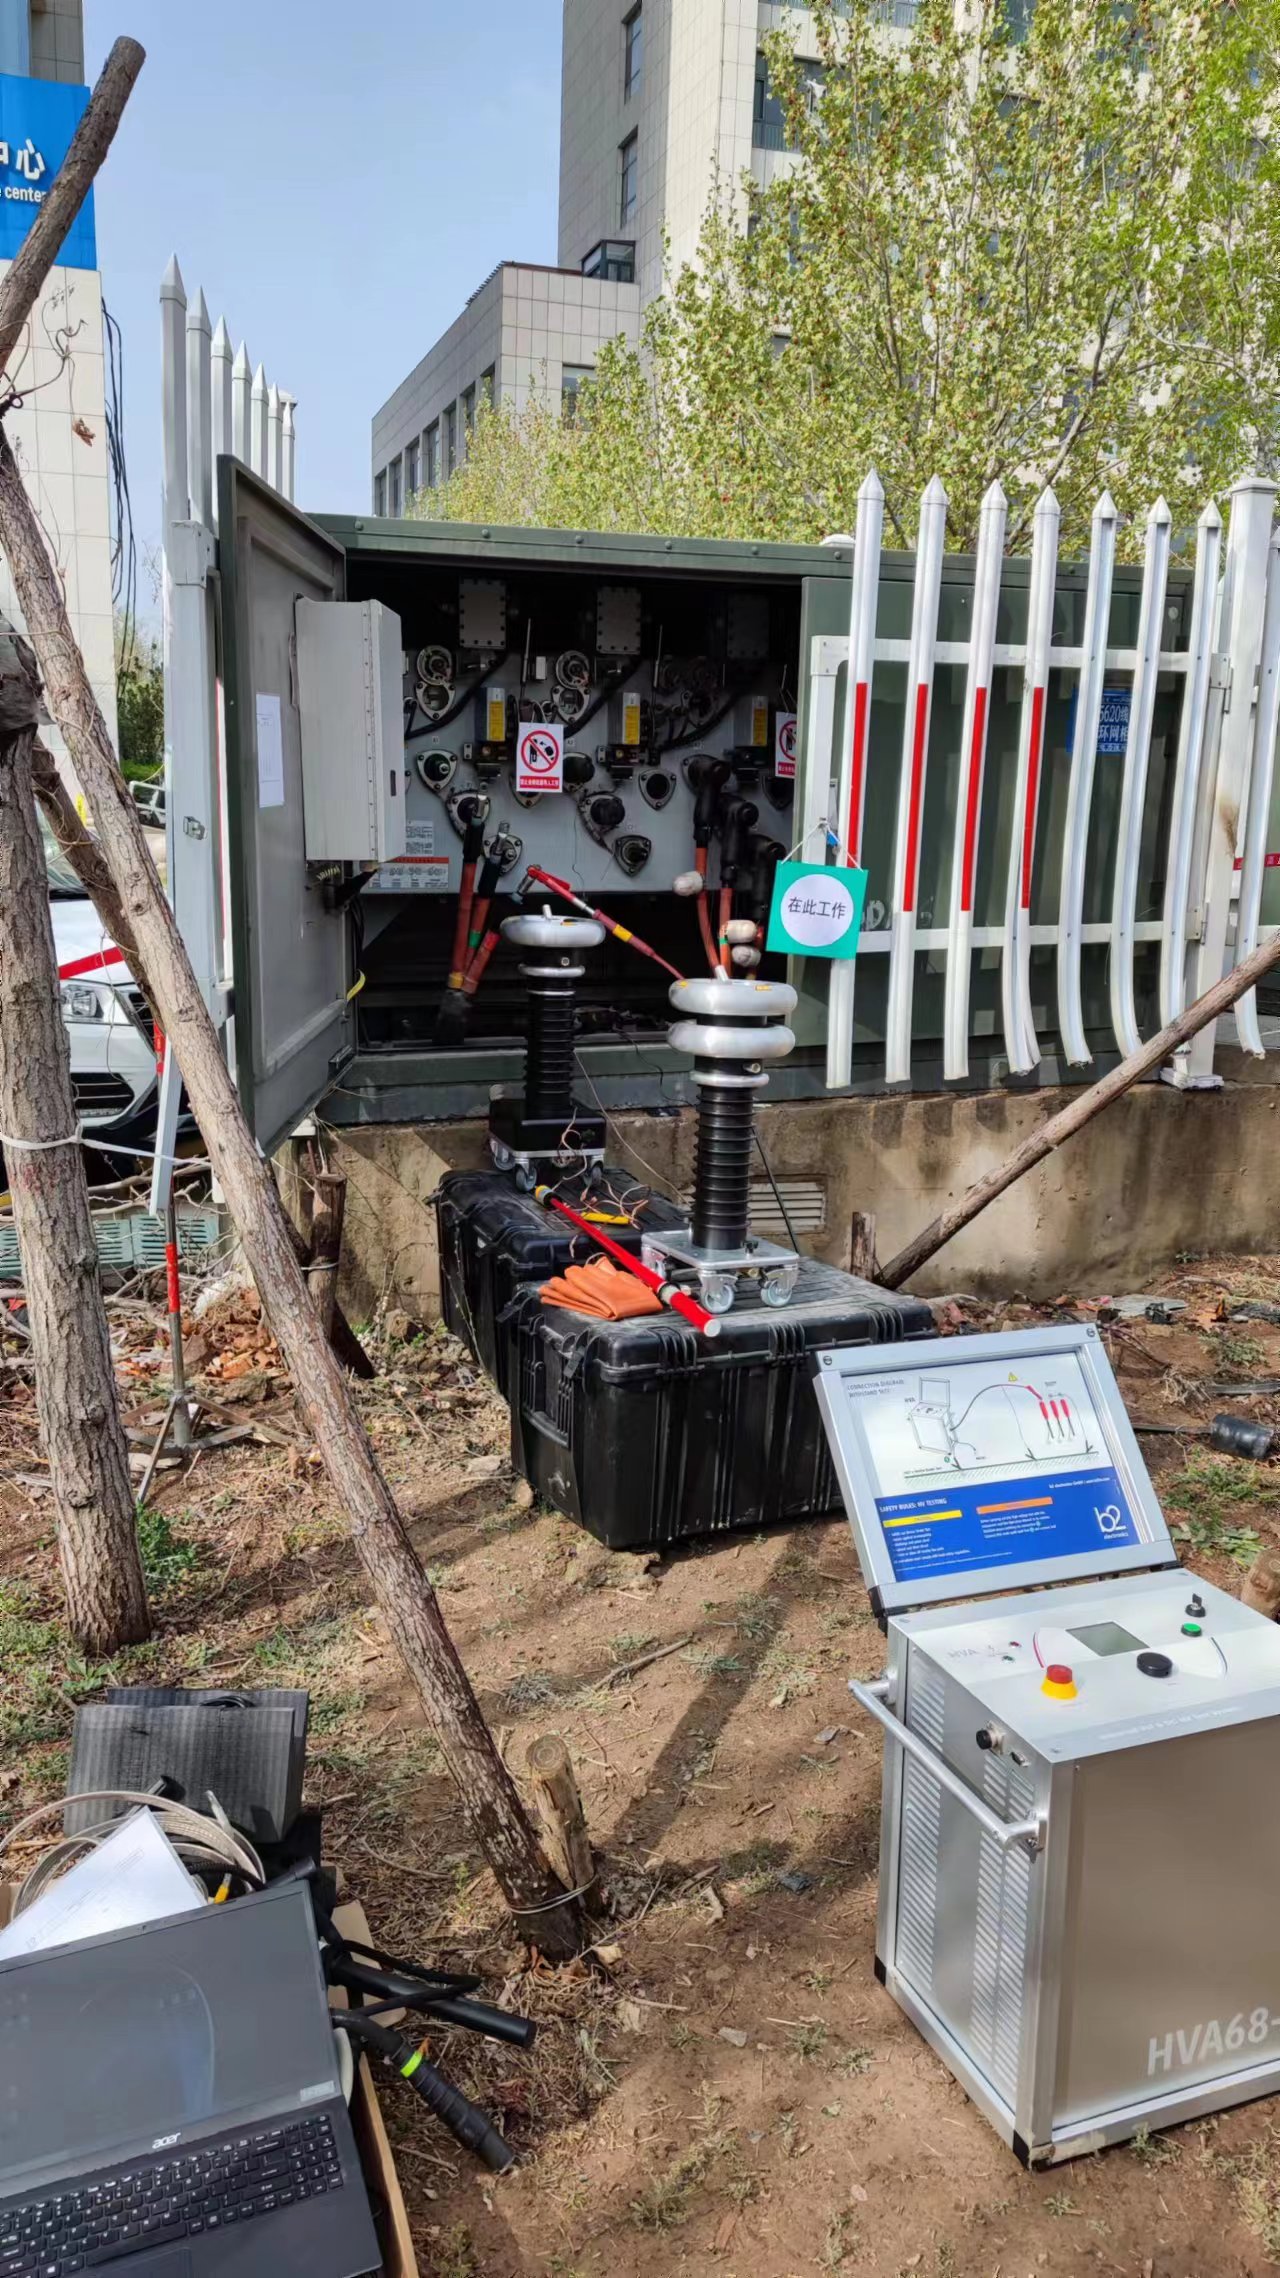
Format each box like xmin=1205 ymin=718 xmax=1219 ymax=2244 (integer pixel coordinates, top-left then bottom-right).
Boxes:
xmin=850 ymin=1677 xmax=1044 ymax=1856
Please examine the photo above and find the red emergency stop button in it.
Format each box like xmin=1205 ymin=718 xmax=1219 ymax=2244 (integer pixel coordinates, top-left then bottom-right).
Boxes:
xmin=1041 ymin=1662 xmax=1078 ymax=1700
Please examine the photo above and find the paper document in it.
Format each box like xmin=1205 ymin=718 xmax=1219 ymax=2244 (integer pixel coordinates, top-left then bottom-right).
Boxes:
xmin=0 ymin=1808 xmax=203 ymax=1960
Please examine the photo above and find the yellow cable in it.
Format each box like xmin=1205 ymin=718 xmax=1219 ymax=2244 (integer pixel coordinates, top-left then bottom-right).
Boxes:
xmin=345 ymin=970 xmax=367 ymax=1002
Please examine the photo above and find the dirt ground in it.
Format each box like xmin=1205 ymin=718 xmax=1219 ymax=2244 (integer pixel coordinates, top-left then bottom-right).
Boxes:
xmin=6 ymin=1253 xmax=1280 ymax=2277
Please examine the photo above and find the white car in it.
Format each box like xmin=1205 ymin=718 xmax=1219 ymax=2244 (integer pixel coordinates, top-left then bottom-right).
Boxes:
xmin=45 ymin=820 xmax=160 ymax=1139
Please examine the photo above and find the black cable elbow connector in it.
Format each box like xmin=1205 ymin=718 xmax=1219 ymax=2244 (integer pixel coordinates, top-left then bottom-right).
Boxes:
xmin=335 ymin=2011 xmax=516 ymax=2175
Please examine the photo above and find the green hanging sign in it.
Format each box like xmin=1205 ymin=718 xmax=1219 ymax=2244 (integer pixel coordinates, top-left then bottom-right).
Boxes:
xmin=766 ymin=861 xmax=868 ymax=959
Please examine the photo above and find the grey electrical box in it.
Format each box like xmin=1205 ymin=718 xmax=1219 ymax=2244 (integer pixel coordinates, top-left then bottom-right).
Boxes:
xmin=295 ymin=598 xmax=406 ymax=864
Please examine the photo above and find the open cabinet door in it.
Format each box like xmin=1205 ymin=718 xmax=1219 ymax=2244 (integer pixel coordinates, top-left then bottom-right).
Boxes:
xmin=217 ymin=459 xmax=352 ymax=1153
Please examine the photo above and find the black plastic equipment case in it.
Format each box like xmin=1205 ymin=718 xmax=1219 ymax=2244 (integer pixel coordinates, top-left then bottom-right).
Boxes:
xmin=507 ymin=1258 xmax=933 ymax=1549
xmin=436 ymin=1169 xmax=686 ymax=1396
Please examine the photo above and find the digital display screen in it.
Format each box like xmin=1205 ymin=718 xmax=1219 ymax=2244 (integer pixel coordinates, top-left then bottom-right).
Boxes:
xmin=1067 ymin=1621 xmax=1145 ymax=1658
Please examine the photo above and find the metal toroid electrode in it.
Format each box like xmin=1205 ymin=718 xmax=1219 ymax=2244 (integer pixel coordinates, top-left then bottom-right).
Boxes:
xmin=487 ymin=907 xmax=608 ymax=1183
xmin=642 ymin=975 xmax=800 ymax=1312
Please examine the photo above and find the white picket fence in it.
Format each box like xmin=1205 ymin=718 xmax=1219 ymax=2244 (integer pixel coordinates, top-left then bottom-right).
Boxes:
xmin=802 ymin=470 xmax=1280 ymax=1092
xmin=159 ymin=256 xmax=298 ymax=1037
xmin=155 ymin=259 xmax=298 ymax=1208
xmin=160 ymin=256 xmax=296 ymax=531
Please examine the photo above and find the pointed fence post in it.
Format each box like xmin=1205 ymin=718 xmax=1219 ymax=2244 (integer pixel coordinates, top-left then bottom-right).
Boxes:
xmin=231 ymin=341 xmax=251 ymax=465
xmin=267 ymin=382 xmax=283 ymax=494
xmin=1157 ymin=500 xmax=1222 ymax=1029
xmin=1001 ymin=485 xmax=1058 ymax=1075
xmin=825 ymin=467 xmax=883 ymax=1089
xmin=943 ymin=478 xmax=1006 ymax=1082
xmin=1056 ymin=489 xmax=1119 ymax=1065
xmin=884 ymin=475 xmax=947 ymax=1085
xmin=1108 ymin=496 xmax=1172 ymax=1057
xmin=210 ymin=316 xmax=233 ymax=485
xmin=250 ymin=362 xmax=268 ymax=477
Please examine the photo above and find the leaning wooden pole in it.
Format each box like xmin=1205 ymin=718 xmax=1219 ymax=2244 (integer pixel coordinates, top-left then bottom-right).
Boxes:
xmin=0 ymin=43 xmax=581 ymax=1956
xmin=880 ymin=927 xmax=1280 ymax=1291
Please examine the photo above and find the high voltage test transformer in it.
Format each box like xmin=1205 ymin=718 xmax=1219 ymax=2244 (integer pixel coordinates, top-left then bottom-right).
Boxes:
xmin=813 ymin=1325 xmax=1280 ymax=2165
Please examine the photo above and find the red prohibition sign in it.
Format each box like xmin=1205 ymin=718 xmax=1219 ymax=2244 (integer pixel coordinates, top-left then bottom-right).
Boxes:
xmin=779 ymin=718 xmax=797 ymax=761
xmin=520 ymin=729 xmax=560 ymax=773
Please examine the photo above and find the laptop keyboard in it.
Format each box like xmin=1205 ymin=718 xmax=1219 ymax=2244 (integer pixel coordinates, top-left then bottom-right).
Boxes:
xmin=0 ymin=2112 xmax=343 ymax=2274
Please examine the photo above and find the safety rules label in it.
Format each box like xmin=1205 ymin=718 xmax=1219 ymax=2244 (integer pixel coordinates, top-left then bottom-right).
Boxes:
xmin=775 ymin=712 xmax=798 ymax=779
xmin=517 ymin=721 xmax=565 ymax=795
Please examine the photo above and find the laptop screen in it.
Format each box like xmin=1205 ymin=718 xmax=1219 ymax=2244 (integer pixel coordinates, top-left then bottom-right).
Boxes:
xmin=0 ymin=1881 xmax=340 ymax=2196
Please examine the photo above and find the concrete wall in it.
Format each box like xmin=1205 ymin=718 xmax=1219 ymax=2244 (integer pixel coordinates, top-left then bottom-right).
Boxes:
xmin=317 ymin=1073 xmax=1280 ymax=1322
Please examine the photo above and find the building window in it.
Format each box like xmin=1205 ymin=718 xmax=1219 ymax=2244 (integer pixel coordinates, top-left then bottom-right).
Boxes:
xmin=480 ymin=365 xmax=496 ymax=409
xmin=387 ymin=455 xmax=402 ymax=516
xmin=753 ymin=53 xmax=825 ymax=150
xmin=623 ymin=4 xmax=642 ymax=99
xmin=619 ymin=130 xmax=638 ymax=224
xmin=461 ymin=383 xmax=476 ymax=441
xmin=582 ymin=238 xmax=636 ymax=284
xmin=425 ymin=421 xmax=440 ymax=488
xmin=561 ymin=364 xmax=594 ymax=423
xmin=373 ymin=469 xmax=386 ymax=516
xmin=443 ymin=402 xmax=457 ymax=479
xmin=406 ymin=436 xmax=420 ymax=498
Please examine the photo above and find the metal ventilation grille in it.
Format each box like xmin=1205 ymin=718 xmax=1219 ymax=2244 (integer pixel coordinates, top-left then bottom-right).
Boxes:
xmin=969 ymin=1755 xmax=1036 ymax=2104
xmin=895 ymin=1659 xmax=948 ymax=1999
xmin=679 ymin=1178 xmax=827 ymax=1240
xmin=0 ymin=1208 xmax=221 ymax=1282
xmin=897 ymin=1756 xmax=942 ymax=1997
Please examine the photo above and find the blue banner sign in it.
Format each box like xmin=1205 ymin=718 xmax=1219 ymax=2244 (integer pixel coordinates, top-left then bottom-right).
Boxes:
xmin=1066 ymin=680 xmax=1131 ymax=760
xmin=875 ymin=1465 xmax=1139 ymax=1584
xmin=0 ymin=74 xmax=95 ymax=269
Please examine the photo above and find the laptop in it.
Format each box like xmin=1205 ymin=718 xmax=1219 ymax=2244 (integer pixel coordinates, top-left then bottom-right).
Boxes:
xmin=0 ymin=1879 xmax=380 ymax=2277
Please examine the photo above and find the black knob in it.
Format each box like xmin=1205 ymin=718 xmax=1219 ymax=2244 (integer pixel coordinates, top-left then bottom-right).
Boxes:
xmin=1137 ymin=1651 xmax=1173 ymax=1679
xmin=975 ymin=1727 xmax=998 ymax=1752
xmin=1186 ymin=1595 xmax=1205 ymax=1618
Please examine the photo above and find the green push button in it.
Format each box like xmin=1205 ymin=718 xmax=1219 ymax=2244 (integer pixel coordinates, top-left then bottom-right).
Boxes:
xmin=1182 ymin=1621 xmax=1202 ymax=1636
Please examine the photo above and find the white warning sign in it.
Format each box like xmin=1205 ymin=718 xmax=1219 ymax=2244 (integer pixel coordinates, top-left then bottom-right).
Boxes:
xmin=516 ymin=721 xmax=565 ymax=795
xmin=775 ymin=712 xmax=798 ymax=780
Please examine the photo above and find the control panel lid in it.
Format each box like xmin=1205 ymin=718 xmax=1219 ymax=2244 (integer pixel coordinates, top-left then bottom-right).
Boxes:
xmin=812 ymin=1324 xmax=1178 ymax=1619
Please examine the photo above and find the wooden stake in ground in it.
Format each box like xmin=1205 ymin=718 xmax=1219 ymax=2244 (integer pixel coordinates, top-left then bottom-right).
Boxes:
xmin=880 ymin=924 xmax=1280 ymax=1292
xmin=0 ymin=643 xmax=149 ymax=1652
xmin=526 ymin=1734 xmax=600 ymax=1915
xmin=0 ymin=36 xmax=582 ymax=1958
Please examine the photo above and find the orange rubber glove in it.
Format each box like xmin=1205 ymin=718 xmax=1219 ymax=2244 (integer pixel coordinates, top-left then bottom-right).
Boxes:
xmin=539 ymin=1257 xmax=664 ymax=1321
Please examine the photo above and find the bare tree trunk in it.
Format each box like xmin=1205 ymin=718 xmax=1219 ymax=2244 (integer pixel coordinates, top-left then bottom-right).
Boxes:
xmin=0 ymin=665 xmax=148 ymax=1653
xmin=0 ymin=434 xmax=582 ymax=1956
xmin=880 ymin=924 xmax=1280 ymax=1292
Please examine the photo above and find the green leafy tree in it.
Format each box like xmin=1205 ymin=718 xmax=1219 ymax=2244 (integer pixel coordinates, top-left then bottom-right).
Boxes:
xmin=114 ymin=622 xmax=164 ymax=780
xmin=431 ymin=0 xmax=1280 ymax=555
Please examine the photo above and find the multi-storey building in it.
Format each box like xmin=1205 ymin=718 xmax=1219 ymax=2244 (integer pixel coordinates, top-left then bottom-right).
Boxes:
xmin=371 ymin=0 xmax=879 ymax=515
xmin=0 ymin=0 xmax=118 ymax=766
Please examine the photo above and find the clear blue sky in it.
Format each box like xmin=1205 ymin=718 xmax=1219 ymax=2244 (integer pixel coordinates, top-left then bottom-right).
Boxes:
xmin=82 ymin=0 xmax=561 ymax=563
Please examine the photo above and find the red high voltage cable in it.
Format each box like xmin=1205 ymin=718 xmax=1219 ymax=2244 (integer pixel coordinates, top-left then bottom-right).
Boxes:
xmin=525 ymin=866 xmax=686 ymax=983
